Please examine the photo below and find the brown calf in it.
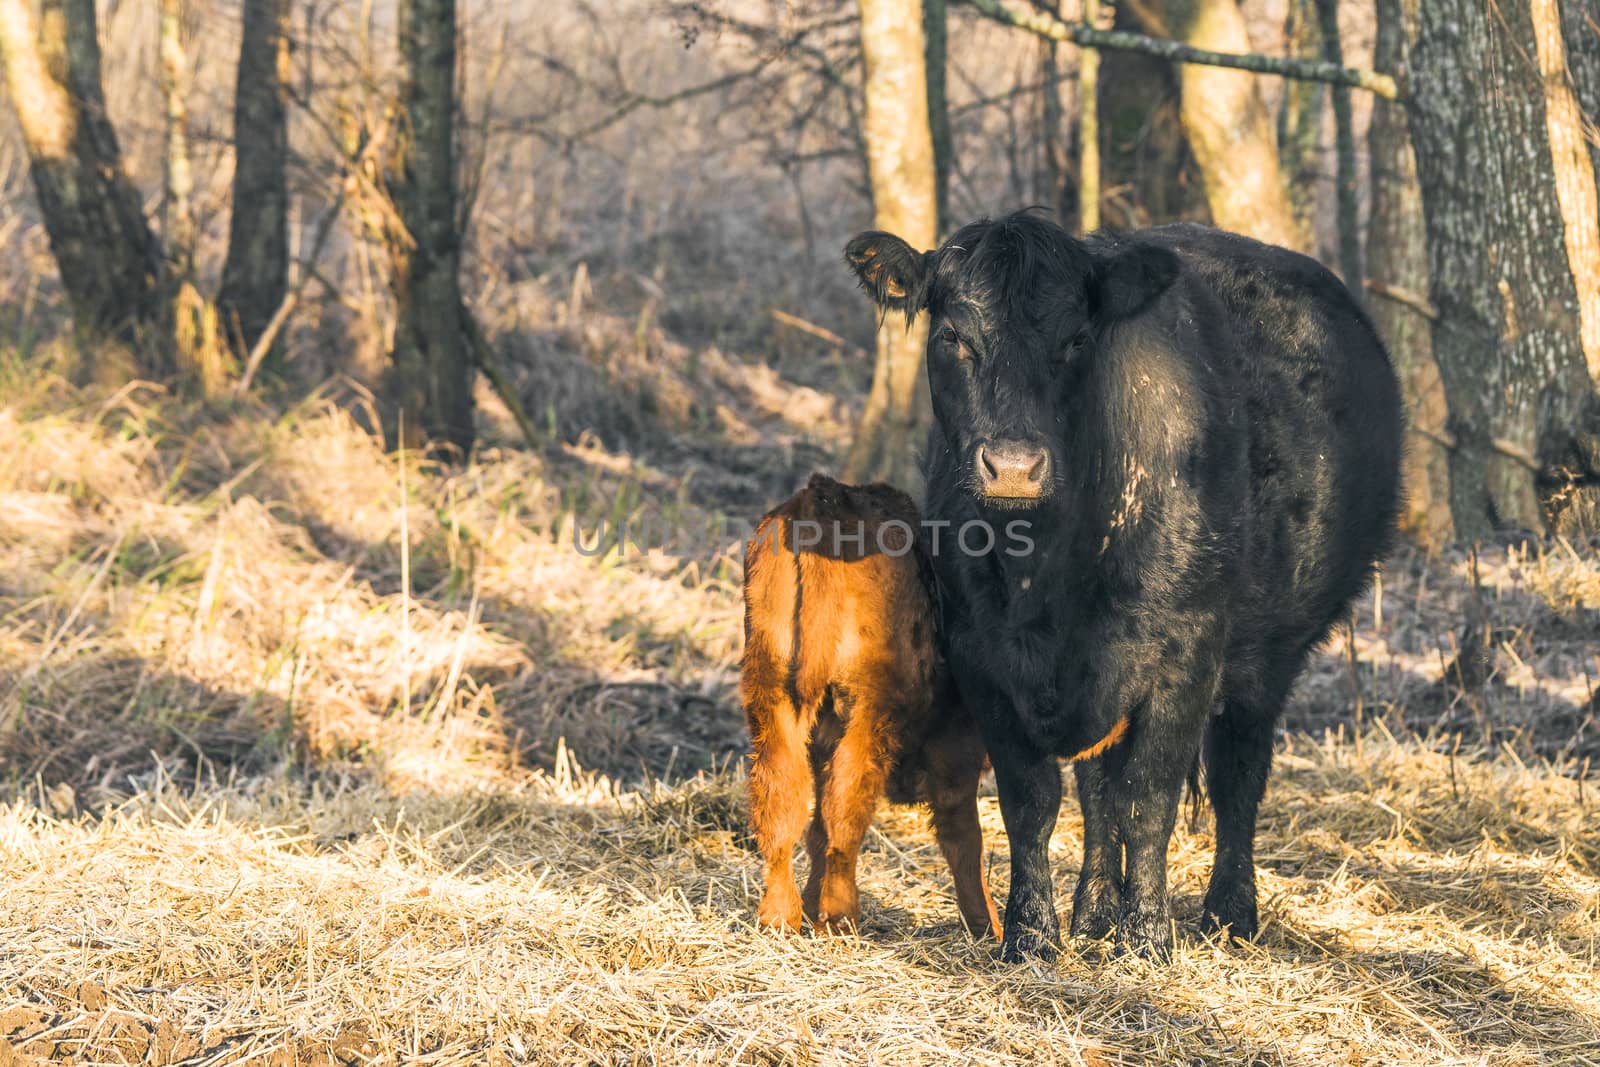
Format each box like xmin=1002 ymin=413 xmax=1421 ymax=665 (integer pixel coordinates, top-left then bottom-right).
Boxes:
xmin=741 ymin=474 xmax=1000 ymax=939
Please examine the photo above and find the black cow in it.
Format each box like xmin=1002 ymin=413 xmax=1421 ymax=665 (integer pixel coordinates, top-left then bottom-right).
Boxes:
xmin=845 ymin=211 xmax=1401 ymax=961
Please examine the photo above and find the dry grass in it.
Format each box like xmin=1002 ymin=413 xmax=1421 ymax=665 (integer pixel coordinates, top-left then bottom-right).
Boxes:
xmin=0 ymin=731 xmax=1596 ymax=1065
xmin=0 ymin=0 xmax=1595 ymax=1060
xmin=3 ymin=344 xmax=1600 ymax=1064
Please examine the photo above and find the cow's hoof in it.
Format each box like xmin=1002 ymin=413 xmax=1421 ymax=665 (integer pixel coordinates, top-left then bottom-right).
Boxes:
xmin=999 ymin=895 xmax=1060 ymax=962
xmin=1199 ymin=886 xmax=1259 ymax=943
xmin=1112 ymin=905 xmax=1173 ymax=961
xmin=1000 ymin=926 xmax=1059 ymax=963
xmin=1069 ymin=878 xmax=1122 ymax=942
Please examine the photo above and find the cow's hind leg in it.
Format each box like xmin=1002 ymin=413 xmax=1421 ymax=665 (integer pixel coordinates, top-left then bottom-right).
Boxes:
xmin=1201 ymin=674 xmax=1290 ymax=941
xmin=748 ymin=688 xmax=814 ymax=932
xmin=815 ymin=688 xmax=895 ymax=934
xmin=922 ymin=718 xmax=1001 ymax=940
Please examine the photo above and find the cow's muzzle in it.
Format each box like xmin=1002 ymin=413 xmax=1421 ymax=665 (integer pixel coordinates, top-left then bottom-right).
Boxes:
xmin=975 ymin=440 xmax=1050 ymax=501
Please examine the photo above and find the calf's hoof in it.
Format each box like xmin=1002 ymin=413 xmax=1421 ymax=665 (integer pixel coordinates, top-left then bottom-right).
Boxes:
xmin=815 ymin=912 xmax=860 ymax=936
xmin=757 ymin=887 xmax=804 ymax=933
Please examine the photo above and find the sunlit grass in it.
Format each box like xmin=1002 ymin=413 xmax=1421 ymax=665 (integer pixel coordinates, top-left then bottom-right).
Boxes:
xmin=2 ymin=365 xmax=1598 ymax=1064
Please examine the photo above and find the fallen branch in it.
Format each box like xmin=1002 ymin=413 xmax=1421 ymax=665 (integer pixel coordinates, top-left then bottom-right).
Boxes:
xmin=461 ymin=307 xmax=541 ymax=453
xmin=234 ymin=189 xmax=347 ymax=398
xmin=960 ymin=0 xmax=1400 ymax=99
xmin=769 ymin=308 xmax=849 ymax=347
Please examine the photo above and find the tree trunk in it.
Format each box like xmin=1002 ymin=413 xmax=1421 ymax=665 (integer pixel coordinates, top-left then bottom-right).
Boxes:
xmin=1400 ymin=0 xmax=1599 ymax=539
xmin=1133 ymin=0 xmax=1307 ymax=250
xmin=1530 ymin=0 xmax=1600 ymax=385
xmin=1076 ymin=0 xmax=1101 ymax=233
xmin=159 ymin=0 xmax=227 ymax=396
xmin=1314 ymin=0 xmax=1361 ymax=295
xmin=923 ymin=0 xmax=952 ymax=238
xmin=846 ymin=0 xmax=938 ymax=492
xmin=1035 ymin=0 xmax=1080 ymax=230
xmin=1099 ymin=5 xmax=1202 ymax=230
xmin=388 ymin=0 xmax=474 ymax=457
xmin=220 ymin=0 xmax=292 ymax=356
xmin=1277 ymin=0 xmax=1323 ymax=242
xmin=0 ymin=0 xmax=163 ymax=368
xmin=1539 ymin=0 xmax=1600 ymax=536
xmin=1367 ymin=0 xmax=1450 ymax=547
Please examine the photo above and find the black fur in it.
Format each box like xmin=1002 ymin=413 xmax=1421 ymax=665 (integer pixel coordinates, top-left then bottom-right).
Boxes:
xmin=846 ymin=211 xmax=1402 ymax=962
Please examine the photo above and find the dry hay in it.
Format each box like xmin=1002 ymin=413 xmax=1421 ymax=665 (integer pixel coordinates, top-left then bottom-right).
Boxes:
xmin=3 ymin=368 xmax=1600 ymax=1064
xmin=0 ymin=731 xmax=1596 ymax=1066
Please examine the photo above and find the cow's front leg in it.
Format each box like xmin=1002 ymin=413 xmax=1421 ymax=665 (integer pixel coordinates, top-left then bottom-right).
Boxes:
xmin=1110 ymin=698 xmax=1208 ymax=960
xmin=1069 ymin=755 xmax=1122 ymax=942
xmin=987 ymin=729 xmax=1063 ymax=962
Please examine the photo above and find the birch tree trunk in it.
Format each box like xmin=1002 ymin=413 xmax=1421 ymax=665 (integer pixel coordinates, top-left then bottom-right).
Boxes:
xmin=0 ymin=0 xmax=163 ymax=369
xmin=220 ymin=0 xmax=292 ymax=356
xmin=1367 ymin=0 xmax=1450 ymax=546
xmin=1314 ymin=0 xmax=1360 ymax=295
xmin=924 ymin=0 xmax=952 ymax=238
xmin=845 ymin=0 xmax=937 ymax=492
xmin=160 ymin=0 xmax=227 ymax=396
xmin=388 ymin=0 xmax=474 ymax=456
xmin=1077 ymin=0 xmax=1101 ymax=233
xmin=1400 ymin=0 xmax=1600 ymax=538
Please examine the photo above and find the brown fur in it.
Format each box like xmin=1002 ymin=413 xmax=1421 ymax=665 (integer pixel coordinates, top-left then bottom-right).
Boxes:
xmin=742 ymin=474 xmax=1001 ymax=939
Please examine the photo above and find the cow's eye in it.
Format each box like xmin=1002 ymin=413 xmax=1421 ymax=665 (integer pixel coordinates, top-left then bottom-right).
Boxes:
xmin=1065 ymin=327 xmax=1090 ymax=356
xmin=938 ymin=324 xmax=959 ymax=346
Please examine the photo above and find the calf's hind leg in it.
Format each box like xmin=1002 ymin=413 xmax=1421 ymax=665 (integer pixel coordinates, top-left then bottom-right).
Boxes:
xmin=747 ymin=690 xmax=814 ymax=932
xmin=800 ymin=718 xmax=840 ymax=922
xmin=815 ymin=688 xmax=897 ymax=933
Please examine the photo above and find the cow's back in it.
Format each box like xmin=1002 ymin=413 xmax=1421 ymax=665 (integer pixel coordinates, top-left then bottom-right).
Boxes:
xmin=1141 ymin=224 xmax=1403 ymax=652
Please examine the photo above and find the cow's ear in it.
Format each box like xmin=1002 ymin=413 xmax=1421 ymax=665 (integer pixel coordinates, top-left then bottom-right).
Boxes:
xmin=1090 ymin=243 xmax=1180 ymax=322
xmin=845 ymin=231 xmax=931 ymax=320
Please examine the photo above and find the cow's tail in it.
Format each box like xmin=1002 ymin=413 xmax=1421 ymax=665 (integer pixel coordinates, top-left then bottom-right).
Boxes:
xmin=1184 ymin=749 xmax=1208 ymax=831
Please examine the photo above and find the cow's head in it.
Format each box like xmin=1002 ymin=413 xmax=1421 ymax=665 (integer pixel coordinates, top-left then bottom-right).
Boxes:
xmin=846 ymin=211 xmax=1178 ymax=508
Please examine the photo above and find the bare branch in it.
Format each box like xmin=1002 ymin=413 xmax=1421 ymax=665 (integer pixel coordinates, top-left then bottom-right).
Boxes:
xmin=564 ymin=62 xmax=772 ymax=145
xmin=1365 ymin=278 xmax=1440 ymax=320
xmin=959 ymin=0 xmax=1400 ymax=99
